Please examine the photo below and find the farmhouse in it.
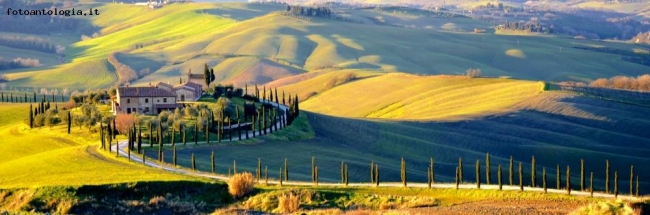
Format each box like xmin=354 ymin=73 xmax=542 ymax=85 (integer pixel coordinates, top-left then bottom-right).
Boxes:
xmin=111 ymin=81 xmax=202 ymax=115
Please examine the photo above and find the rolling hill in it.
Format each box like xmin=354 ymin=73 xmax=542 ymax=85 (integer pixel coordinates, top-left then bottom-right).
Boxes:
xmin=2 ymin=2 xmax=650 ymax=90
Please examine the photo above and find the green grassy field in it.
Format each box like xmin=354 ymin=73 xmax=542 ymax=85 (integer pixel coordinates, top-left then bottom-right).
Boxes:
xmin=300 ymin=74 xmax=543 ymax=120
xmin=0 ymin=104 xmax=205 ymax=189
xmin=165 ymin=80 xmax=650 ymax=195
xmin=3 ymin=2 xmax=650 ymax=90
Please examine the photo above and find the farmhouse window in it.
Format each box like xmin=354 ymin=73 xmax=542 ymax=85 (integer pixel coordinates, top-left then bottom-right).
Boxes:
xmin=145 ymin=98 xmax=149 ymax=103
xmin=127 ymin=99 xmax=130 ymax=103
xmin=164 ymin=98 xmax=167 ymax=103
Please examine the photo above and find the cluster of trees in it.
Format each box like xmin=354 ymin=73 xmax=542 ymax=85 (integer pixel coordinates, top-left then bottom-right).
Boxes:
xmin=0 ymin=57 xmax=41 ymax=70
xmin=213 ymin=84 xmax=243 ymax=100
xmin=466 ymin=68 xmax=482 ymax=78
xmin=590 ymin=74 xmax=650 ymax=91
xmin=0 ymin=35 xmax=62 ymax=54
xmin=1 ymin=91 xmax=69 ymax=104
xmin=497 ymin=21 xmax=552 ymax=34
xmin=286 ymin=5 xmax=332 ymax=17
xmin=204 ymin=64 xmax=216 ymax=88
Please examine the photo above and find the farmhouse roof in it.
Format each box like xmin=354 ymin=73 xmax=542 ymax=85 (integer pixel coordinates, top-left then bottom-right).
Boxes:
xmin=118 ymin=87 xmax=177 ymax=97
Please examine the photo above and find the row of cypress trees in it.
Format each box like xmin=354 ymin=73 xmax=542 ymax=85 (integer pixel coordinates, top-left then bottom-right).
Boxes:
xmin=1 ymin=91 xmax=65 ymax=103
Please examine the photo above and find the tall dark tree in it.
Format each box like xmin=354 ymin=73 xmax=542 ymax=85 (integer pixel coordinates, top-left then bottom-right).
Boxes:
xmin=370 ymin=160 xmax=375 ymax=184
xmin=581 ymin=159 xmax=585 ymax=191
xmin=486 ymin=153 xmax=491 ymax=185
xmin=172 ymin=145 xmax=177 ymax=166
xmin=210 ymin=68 xmax=215 ymax=86
xmin=137 ymin=126 xmax=142 ymax=153
xmin=459 ymin=157 xmax=464 ymax=183
xmin=567 ymin=165 xmax=571 ymax=195
xmin=519 ymin=162 xmax=523 ymax=191
xmin=29 ymin=104 xmax=33 ymax=128
xmin=476 ymin=160 xmax=481 ymax=189
xmin=204 ymin=64 xmax=211 ymax=87
xmin=374 ymin=163 xmax=379 ymax=187
xmin=606 ymin=160 xmax=610 ymax=193
xmin=498 ymin=165 xmax=503 ymax=191
xmin=182 ymin=125 xmax=186 ymax=146
xmin=67 ymin=111 xmax=71 ymax=134
xmin=284 ymin=158 xmax=289 ymax=181
xmin=429 ymin=157 xmax=435 ymax=187
xmin=401 ymin=157 xmax=407 ymax=187
xmin=211 ymin=151 xmax=215 ymax=173
xmin=509 ymin=156 xmax=514 ymax=186
xmin=531 ymin=156 xmax=536 ymax=187
xmin=636 ymin=175 xmax=639 ymax=197
xmin=543 ymin=167 xmax=547 ymax=193
xmin=341 ymin=161 xmax=345 ymax=184
xmin=557 ymin=164 xmax=561 ymax=190
xmin=455 ymin=166 xmax=460 ymax=189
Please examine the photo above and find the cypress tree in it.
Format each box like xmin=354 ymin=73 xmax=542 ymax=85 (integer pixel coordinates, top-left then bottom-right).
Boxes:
xmin=258 ymin=158 xmax=262 ymax=182
xmin=341 ymin=161 xmax=345 ymax=184
xmin=160 ymin=151 xmax=164 ymax=167
xmin=275 ymin=88 xmax=279 ymax=104
xmin=567 ymin=165 xmax=571 ymax=195
xmin=606 ymin=160 xmax=610 ymax=193
xmin=509 ymin=156 xmax=513 ymax=186
xmin=313 ymin=157 xmax=317 ymax=183
xmin=194 ymin=125 xmax=198 ymax=144
xmin=543 ymin=167 xmax=547 ymax=193
xmin=498 ymin=165 xmax=503 ymax=191
xmin=158 ymin=123 xmax=163 ymax=162
xmin=345 ymin=164 xmax=350 ymax=187
xmin=459 ymin=157 xmax=463 ymax=183
xmin=519 ymin=162 xmax=523 ymax=191
xmin=282 ymin=91 xmax=286 ymax=105
xmin=192 ymin=153 xmax=196 ymax=171
xmin=137 ymin=127 xmax=142 ymax=153
xmin=265 ymin=166 xmax=268 ymax=186
xmin=142 ymin=149 xmax=146 ymax=164
xmin=67 ymin=111 xmax=71 ymax=134
xmin=532 ymin=156 xmax=536 ymax=187
xmin=211 ymin=151 xmax=215 ymax=173
xmin=431 ymin=157 xmax=435 ymax=184
xmin=486 ymin=153 xmax=491 ymax=185
xmin=375 ymin=164 xmax=379 ymax=187
xmin=557 ymin=164 xmax=561 ymax=190
xmin=581 ymin=159 xmax=585 ymax=191
xmin=315 ymin=166 xmax=319 ymax=187
xmin=116 ymin=138 xmax=120 ymax=157
xmin=29 ymin=104 xmax=33 ymax=128
xmin=590 ymin=172 xmax=594 ymax=197
xmin=401 ymin=157 xmax=407 ymax=187
xmin=172 ymin=145 xmax=177 ymax=166
xmin=370 ymin=160 xmax=375 ymax=184
xmin=476 ymin=160 xmax=481 ymax=189
xmin=112 ymin=118 xmax=117 ymax=140
xmin=100 ymin=123 xmax=105 ymax=149
xmin=284 ymin=158 xmax=288 ymax=181
xmin=107 ymin=126 xmax=112 ymax=152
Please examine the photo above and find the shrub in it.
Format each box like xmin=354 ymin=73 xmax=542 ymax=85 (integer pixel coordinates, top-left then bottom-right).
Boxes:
xmin=228 ymin=172 xmax=255 ymax=199
xmin=276 ymin=192 xmax=300 ymax=213
xmin=466 ymin=68 xmax=482 ymax=78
